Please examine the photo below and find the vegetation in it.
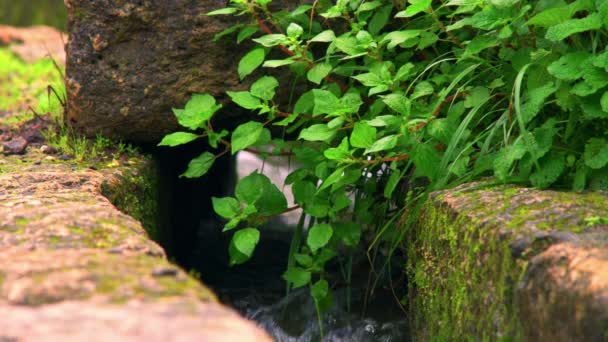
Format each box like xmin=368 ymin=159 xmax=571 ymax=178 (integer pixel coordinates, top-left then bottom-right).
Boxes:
xmin=159 ymin=0 xmax=608 ymax=334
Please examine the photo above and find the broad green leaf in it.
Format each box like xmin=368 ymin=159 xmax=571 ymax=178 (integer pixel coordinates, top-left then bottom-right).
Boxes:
xmin=493 ymin=137 xmax=527 ymax=180
xmin=368 ymin=115 xmax=400 ymax=127
xmin=396 ymin=0 xmax=432 ymax=18
xmin=311 ymin=279 xmax=332 ymax=312
xmin=307 ymin=63 xmax=333 ymax=85
xmin=382 ymin=93 xmax=411 ymax=116
xmin=212 ymin=197 xmax=240 ymax=219
xmin=282 ymin=267 xmax=311 ymax=288
xmin=253 ymin=34 xmax=286 ymax=47
xmin=411 ymin=81 xmax=434 ymax=99
xmin=319 ymin=166 xmax=348 ymax=191
xmin=412 ymin=144 xmax=441 ymax=181
xmin=181 ymin=152 xmax=215 ymax=178
xmin=227 ymin=91 xmax=262 ymax=110
xmin=601 ymin=92 xmax=608 ymax=112
xmin=352 ymin=72 xmax=384 ymax=87
xmin=350 ymin=122 xmax=377 ymax=148
xmin=312 ymin=89 xmax=341 ymax=115
xmin=520 ymin=82 xmax=556 ymax=124
xmin=158 ymin=132 xmax=199 ymax=147
xmin=229 ymin=228 xmax=260 ymax=266
xmin=174 ymin=94 xmax=220 ymax=130
xmin=547 ymin=52 xmax=592 ymax=81
xmin=527 ymin=0 xmax=594 ymax=28
xmin=324 ymin=137 xmax=351 ymax=160
xmin=418 ymin=31 xmax=439 ymax=50
xmin=584 ymin=138 xmax=608 ymax=169
xmin=545 ymin=13 xmax=601 ymax=42
xmin=368 ymin=5 xmax=393 ymax=35
xmin=307 ymin=224 xmax=333 ymax=253
xmin=530 ymin=153 xmax=566 ymax=188
xmin=310 ymin=30 xmax=336 ymax=43
xmin=231 ymin=122 xmax=266 ymax=154
xmin=238 ymin=48 xmax=265 ymax=80
xmin=299 ymin=124 xmax=336 ymax=141
xmin=384 ymin=168 xmax=403 ymax=198
xmin=287 ymin=23 xmax=304 ymax=38
xmin=334 ymin=36 xmax=367 ymax=56
xmin=381 ymin=30 xmax=421 ymax=49
xmin=292 ymin=180 xmax=317 ymax=206
xmin=251 ymin=76 xmax=279 ymax=101
xmin=235 ymin=172 xmax=288 ymax=215
xmin=237 ymin=26 xmax=258 ymax=44
xmin=364 ymin=135 xmax=398 ymax=154
xmin=334 ymin=222 xmax=361 ymax=247
xmin=395 ymin=63 xmax=415 ymax=81
xmin=463 ymin=35 xmax=500 ymax=57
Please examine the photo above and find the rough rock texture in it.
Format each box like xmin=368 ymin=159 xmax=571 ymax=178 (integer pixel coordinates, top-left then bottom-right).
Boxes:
xmin=409 ymin=181 xmax=608 ymax=341
xmin=65 ymin=0 xmax=299 ymax=142
xmin=0 ymin=150 xmax=271 ymax=341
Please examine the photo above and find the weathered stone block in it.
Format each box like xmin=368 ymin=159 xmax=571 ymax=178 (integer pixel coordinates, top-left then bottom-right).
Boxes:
xmin=65 ymin=0 xmax=248 ymax=142
xmin=408 ymin=182 xmax=608 ymax=341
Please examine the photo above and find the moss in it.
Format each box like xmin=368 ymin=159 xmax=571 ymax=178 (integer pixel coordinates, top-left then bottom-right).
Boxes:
xmin=100 ymin=158 xmax=163 ymax=244
xmin=408 ymin=201 xmax=525 ymax=341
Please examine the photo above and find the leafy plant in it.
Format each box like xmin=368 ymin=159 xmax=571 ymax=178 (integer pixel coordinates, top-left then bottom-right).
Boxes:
xmin=162 ymin=0 xmax=608 ymax=336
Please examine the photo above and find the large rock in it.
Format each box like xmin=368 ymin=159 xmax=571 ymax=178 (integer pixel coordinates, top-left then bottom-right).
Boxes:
xmin=65 ymin=0 xmax=298 ymax=143
xmin=408 ymin=182 xmax=608 ymax=341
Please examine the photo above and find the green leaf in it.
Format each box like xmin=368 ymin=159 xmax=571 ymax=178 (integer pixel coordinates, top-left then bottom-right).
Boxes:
xmin=282 ymin=267 xmax=311 ymax=288
xmin=463 ymin=35 xmax=500 ymax=57
xmin=396 ymin=0 xmax=432 ymax=17
xmin=307 ymin=63 xmax=333 ymax=85
xmin=412 ymin=144 xmax=440 ymax=181
xmin=530 ymin=153 xmax=566 ymax=189
xmin=207 ymin=7 xmax=238 ymax=16
xmin=493 ymin=137 xmax=528 ymax=180
xmin=352 ymin=72 xmax=384 ymax=87
xmin=382 ymin=94 xmax=411 ymax=116
xmin=334 ymin=222 xmax=361 ymax=247
xmin=350 ymin=122 xmax=377 ymax=148
xmin=307 ymin=224 xmax=333 ymax=253
xmin=545 ymin=13 xmax=602 ymax=42
xmin=364 ymin=135 xmax=398 ymax=154
xmin=235 ymin=172 xmax=288 ymax=215
xmin=292 ymin=180 xmax=317 ymax=206
xmin=237 ymin=26 xmax=258 ymax=44
xmin=253 ymin=34 xmax=286 ymax=47
xmin=584 ymin=138 xmax=608 ymax=169
xmin=521 ymin=83 xmax=556 ymax=124
xmin=212 ymin=197 xmax=240 ymax=219
xmin=263 ymin=59 xmax=295 ymax=68
xmin=227 ymin=91 xmax=262 ymax=110
xmin=547 ymin=52 xmax=591 ymax=81
xmin=174 ymin=94 xmax=220 ymax=130
xmin=238 ymin=48 xmax=265 ymax=80
xmin=319 ymin=166 xmax=348 ymax=191
xmin=251 ymin=76 xmax=279 ymax=101
xmin=381 ymin=30 xmax=421 ymax=49
xmin=231 ymin=122 xmax=265 ymax=154
xmin=324 ymin=137 xmax=351 ymax=161
xmin=229 ymin=228 xmax=260 ymax=266
xmin=311 ymin=279 xmax=332 ymax=312
xmin=158 ymin=132 xmax=199 ymax=147
xmin=181 ymin=152 xmax=215 ymax=178
xmin=299 ymin=124 xmax=336 ymax=142
xmin=287 ymin=23 xmax=304 ymax=38
xmin=411 ymin=81 xmax=434 ymax=99
xmin=312 ymin=89 xmax=341 ymax=116
xmin=310 ymin=30 xmax=336 ymax=43
xmin=368 ymin=4 xmax=393 ymax=35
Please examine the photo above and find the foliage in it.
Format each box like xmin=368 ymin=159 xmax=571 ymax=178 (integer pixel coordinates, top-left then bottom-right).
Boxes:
xmin=162 ymin=0 xmax=608 ymax=332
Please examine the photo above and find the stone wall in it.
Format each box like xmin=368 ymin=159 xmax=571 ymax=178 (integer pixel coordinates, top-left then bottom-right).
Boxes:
xmin=0 ymin=148 xmax=271 ymax=341
xmin=409 ymin=182 xmax=608 ymax=341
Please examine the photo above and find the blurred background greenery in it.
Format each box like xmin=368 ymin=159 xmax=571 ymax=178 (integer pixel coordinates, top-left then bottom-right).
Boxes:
xmin=0 ymin=0 xmax=67 ymax=30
